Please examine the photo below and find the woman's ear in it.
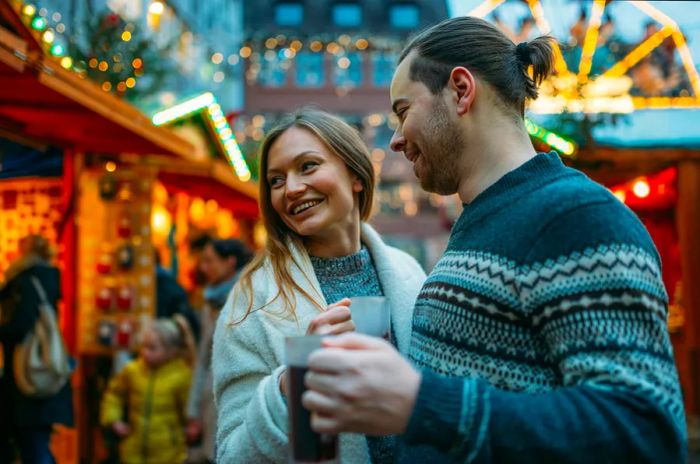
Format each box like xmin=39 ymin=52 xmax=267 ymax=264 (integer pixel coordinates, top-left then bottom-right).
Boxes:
xmin=352 ymin=177 xmax=364 ymax=193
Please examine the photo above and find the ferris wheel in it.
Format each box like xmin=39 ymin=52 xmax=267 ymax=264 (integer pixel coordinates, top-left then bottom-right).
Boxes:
xmin=467 ymin=0 xmax=700 ymax=114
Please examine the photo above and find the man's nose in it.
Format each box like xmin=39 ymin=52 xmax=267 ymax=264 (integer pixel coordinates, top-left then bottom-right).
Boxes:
xmin=390 ymin=128 xmax=405 ymax=153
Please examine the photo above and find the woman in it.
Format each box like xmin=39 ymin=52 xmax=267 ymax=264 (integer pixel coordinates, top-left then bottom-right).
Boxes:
xmin=0 ymin=235 xmax=73 ymax=464
xmin=186 ymin=239 xmax=252 ymax=463
xmin=212 ymin=109 xmax=426 ymax=463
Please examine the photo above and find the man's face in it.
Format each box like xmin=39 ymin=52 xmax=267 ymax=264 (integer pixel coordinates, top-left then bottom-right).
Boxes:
xmin=389 ymin=53 xmax=465 ymax=195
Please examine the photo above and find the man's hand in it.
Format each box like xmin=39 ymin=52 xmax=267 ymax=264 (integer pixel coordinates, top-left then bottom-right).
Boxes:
xmin=302 ymin=333 xmax=421 ymax=435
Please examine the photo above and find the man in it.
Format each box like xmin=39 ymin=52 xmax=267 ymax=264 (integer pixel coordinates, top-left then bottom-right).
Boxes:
xmin=302 ymin=16 xmax=685 ymax=463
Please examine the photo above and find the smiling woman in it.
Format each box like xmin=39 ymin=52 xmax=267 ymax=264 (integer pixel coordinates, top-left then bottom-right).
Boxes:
xmin=211 ymin=108 xmax=427 ymax=463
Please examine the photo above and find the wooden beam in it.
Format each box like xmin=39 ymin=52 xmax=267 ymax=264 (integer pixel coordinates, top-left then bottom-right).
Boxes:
xmin=36 ymin=59 xmax=195 ymax=159
xmin=0 ymin=25 xmax=27 ymax=72
xmin=676 ymin=160 xmax=700 ymax=415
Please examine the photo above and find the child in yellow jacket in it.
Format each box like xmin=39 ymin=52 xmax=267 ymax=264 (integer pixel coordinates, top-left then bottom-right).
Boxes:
xmin=100 ymin=316 xmax=195 ymax=464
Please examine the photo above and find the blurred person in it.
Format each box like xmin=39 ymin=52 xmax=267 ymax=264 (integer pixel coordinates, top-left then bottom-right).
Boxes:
xmin=186 ymin=239 xmax=252 ymax=463
xmin=212 ymin=108 xmax=426 ymax=463
xmin=0 ymin=234 xmax=73 ymax=464
xmin=155 ymin=249 xmax=200 ymax=343
xmin=301 ymin=16 xmax=686 ymax=464
xmin=100 ymin=316 xmax=195 ymax=464
xmin=570 ymin=7 xmax=587 ymax=46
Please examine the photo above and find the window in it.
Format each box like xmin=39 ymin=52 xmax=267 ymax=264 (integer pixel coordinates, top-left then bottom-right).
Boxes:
xmin=259 ymin=51 xmax=288 ymax=87
xmin=296 ymin=51 xmax=325 ymax=88
xmin=372 ymin=51 xmax=397 ymax=87
xmin=334 ymin=52 xmax=363 ymax=88
xmin=390 ymin=4 xmax=419 ymax=29
xmin=332 ymin=3 xmax=362 ymax=27
xmin=275 ymin=2 xmax=304 ymax=27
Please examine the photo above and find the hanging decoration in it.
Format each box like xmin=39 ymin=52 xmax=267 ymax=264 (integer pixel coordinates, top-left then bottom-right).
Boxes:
xmin=14 ymin=1 xmax=175 ymax=101
xmin=468 ymin=0 xmax=700 ymax=113
xmin=152 ymin=93 xmax=252 ymax=182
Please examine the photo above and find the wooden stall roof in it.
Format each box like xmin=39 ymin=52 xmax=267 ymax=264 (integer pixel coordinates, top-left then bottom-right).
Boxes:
xmin=0 ymin=2 xmax=194 ymax=158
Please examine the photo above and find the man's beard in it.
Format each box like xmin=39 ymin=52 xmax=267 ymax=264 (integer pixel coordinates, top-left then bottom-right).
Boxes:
xmin=417 ymin=98 xmax=464 ymax=195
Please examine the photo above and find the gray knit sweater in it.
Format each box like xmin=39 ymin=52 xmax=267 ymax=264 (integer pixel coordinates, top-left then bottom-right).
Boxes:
xmin=310 ymin=246 xmax=394 ymax=464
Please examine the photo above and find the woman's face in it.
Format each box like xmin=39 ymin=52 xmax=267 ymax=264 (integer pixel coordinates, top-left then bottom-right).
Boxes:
xmin=266 ymin=127 xmax=363 ymax=248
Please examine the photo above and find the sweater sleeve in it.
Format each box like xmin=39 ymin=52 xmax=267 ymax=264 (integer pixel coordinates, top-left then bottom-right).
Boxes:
xmin=404 ymin=201 xmax=686 ymax=463
xmin=213 ymin=295 xmax=290 ymax=463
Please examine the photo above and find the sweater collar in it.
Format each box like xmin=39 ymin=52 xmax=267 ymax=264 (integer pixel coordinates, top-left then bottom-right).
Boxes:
xmin=454 ymin=152 xmax=564 ymax=231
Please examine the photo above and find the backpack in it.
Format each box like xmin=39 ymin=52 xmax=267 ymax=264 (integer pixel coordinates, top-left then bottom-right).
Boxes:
xmin=13 ymin=276 xmax=71 ymax=398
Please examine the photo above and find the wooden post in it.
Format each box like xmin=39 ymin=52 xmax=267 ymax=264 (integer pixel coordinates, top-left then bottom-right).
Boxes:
xmin=677 ymin=160 xmax=700 ymax=416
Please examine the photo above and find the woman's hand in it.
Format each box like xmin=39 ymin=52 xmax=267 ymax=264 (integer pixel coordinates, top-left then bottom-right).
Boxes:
xmin=112 ymin=421 xmax=131 ymax=437
xmin=280 ymin=299 xmax=356 ymax=396
xmin=306 ymin=298 xmax=355 ymax=336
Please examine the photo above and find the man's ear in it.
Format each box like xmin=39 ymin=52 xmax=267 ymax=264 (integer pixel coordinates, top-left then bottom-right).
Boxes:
xmin=448 ymin=67 xmax=476 ymax=116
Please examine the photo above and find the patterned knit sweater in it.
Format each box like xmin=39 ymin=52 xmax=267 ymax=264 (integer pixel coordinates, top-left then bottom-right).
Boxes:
xmin=399 ymin=153 xmax=686 ymax=463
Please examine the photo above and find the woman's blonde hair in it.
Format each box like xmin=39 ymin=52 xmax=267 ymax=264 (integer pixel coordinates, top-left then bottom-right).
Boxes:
xmin=234 ymin=108 xmax=375 ymax=323
xmin=148 ymin=315 xmax=196 ymax=366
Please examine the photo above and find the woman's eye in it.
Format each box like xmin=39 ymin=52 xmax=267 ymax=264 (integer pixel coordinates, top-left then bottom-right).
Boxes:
xmin=301 ymin=161 xmax=318 ymax=172
xmin=269 ymin=177 xmax=284 ymax=187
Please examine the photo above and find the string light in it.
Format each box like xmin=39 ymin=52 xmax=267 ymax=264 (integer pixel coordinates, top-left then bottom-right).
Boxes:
xmin=602 ymin=26 xmax=674 ymax=78
xmin=524 ymin=119 xmax=576 ymax=156
xmin=152 ymin=93 xmax=252 ymax=182
xmin=577 ymin=0 xmax=606 ymax=84
xmin=468 ymin=0 xmax=505 ymax=18
xmin=148 ymin=1 xmax=165 ymax=15
xmin=632 ymin=179 xmax=651 ymax=198
xmin=525 ymin=0 xmax=570 ymax=76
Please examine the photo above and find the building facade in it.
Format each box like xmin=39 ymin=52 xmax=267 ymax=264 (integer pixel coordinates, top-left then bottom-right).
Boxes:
xmin=238 ymin=0 xmax=452 ymax=269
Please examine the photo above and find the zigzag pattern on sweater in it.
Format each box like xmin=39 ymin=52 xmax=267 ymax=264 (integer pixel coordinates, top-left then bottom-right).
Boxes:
xmin=409 ymin=242 xmax=684 ymax=425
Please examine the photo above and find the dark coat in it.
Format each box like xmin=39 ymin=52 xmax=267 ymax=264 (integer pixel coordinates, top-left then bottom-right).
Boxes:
xmin=0 ymin=264 xmax=74 ymax=428
xmin=155 ymin=265 xmax=201 ymax=343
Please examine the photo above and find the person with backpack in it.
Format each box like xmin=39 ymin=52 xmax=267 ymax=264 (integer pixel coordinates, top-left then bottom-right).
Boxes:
xmin=0 ymin=234 xmax=73 ymax=464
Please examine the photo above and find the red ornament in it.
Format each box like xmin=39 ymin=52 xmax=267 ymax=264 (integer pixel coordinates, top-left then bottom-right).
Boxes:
xmin=117 ymin=217 xmax=132 ymax=238
xmin=96 ymin=253 xmax=113 ymax=274
xmin=96 ymin=288 xmax=114 ymax=311
xmin=116 ymin=320 xmax=134 ymax=347
xmin=116 ymin=286 xmax=134 ymax=311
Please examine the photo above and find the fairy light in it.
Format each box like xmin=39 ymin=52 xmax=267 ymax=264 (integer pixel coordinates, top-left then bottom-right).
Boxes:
xmin=671 ymin=31 xmax=700 ymax=97
xmin=524 ymin=119 xmax=576 ymax=156
xmin=22 ymin=4 xmax=36 ymax=16
xmin=148 ymin=1 xmax=164 ymax=15
xmin=633 ymin=96 xmax=700 ymax=109
xmin=577 ymin=0 xmax=606 ymax=84
xmin=468 ymin=0 xmax=505 ymax=18
xmin=632 ymin=179 xmax=650 ymax=198
xmin=602 ymin=26 xmax=674 ymax=78
xmin=152 ymin=93 xmax=251 ymax=181
xmin=525 ymin=0 xmax=570 ymax=76
xmin=629 ymin=1 xmax=678 ymax=27
xmin=152 ymin=93 xmax=215 ymax=125
xmin=612 ymin=189 xmax=627 ymax=204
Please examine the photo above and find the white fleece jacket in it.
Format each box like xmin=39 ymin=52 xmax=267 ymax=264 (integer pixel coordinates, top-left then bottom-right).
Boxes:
xmin=212 ymin=223 xmax=426 ymax=463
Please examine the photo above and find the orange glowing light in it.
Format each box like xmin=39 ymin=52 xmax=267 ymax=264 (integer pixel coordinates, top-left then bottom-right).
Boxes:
xmin=632 ymin=180 xmax=650 ymax=198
